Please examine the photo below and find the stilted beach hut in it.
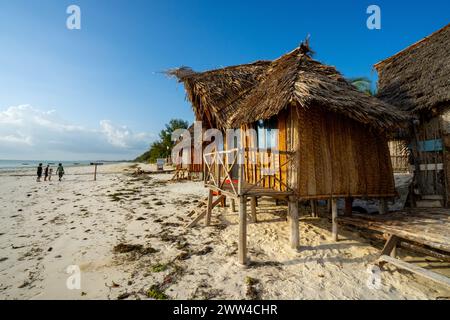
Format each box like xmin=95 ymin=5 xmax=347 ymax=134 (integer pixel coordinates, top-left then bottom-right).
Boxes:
xmin=375 ymin=23 xmax=450 ymax=207
xmin=171 ymin=42 xmax=407 ymax=264
xmin=172 ymin=124 xmax=206 ymax=180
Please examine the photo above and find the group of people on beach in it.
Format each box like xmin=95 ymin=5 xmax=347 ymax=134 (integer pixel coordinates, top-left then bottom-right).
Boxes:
xmin=36 ymin=163 xmax=65 ymax=182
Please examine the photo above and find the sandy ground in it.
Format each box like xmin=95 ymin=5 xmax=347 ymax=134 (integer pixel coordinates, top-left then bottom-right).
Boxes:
xmin=0 ymin=163 xmax=449 ymax=300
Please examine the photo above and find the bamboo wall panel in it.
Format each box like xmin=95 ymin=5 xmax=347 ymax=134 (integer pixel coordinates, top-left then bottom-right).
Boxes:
xmin=297 ymin=106 xmax=396 ymax=199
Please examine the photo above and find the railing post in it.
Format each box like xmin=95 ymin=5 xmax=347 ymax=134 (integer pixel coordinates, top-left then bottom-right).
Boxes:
xmin=237 ymin=148 xmax=244 ymax=196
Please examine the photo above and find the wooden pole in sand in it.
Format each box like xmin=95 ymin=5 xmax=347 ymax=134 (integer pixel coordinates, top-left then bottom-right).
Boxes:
xmin=311 ymin=200 xmax=318 ymax=217
xmin=238 ymin=196 xmax=248 ymax=265
xmin=250 ymin=196 xmax=257 ymax=223
xmin=205 ymin=189 xmax=214 ymax=226
xmin=344 ymin=197 xmax=353 ymax=216
xmin=288 ymin=196 xmax=300 ymax=250
xmin=91 ymin=162 xmax=103 ymax=181
xmin=331 ymin=198 xmax=338 ymax=241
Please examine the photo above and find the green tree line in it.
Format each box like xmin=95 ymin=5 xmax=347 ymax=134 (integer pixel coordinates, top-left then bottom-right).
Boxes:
xmin=134 ymin=119 xmax=189 ymax=163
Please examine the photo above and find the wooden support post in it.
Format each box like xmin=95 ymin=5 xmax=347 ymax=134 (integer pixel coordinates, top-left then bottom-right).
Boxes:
xmin=327 ymin=198 xmax=332 ymax=214
xmin=231 ymin=198 xmax=237 ymax=212
xmin=380 ymin=235 xmax=399 ymax=256
xmin=379 ymin=198 xmax=388 ymax=215
xmin=344 ymin=197 xmax=353 ymax=216
xmin=205 ymin=189 xmax=213 ymax=226
xmin=94 ymin=164 xmax=98 ymax=181
xmin=311 ymin=200 xmax=318 ymax=217
xmin=288 ymin=196 xmax=300 ymax=250
xmin=331 ymin=198 xmax=338 ymax=241
xmin=238 ymin=196 xmax=248 ymax=265
xmin=221 ymin=196 xmax=226 ymax=208
xmin=250 ymin=197 xmax=257 ymax=223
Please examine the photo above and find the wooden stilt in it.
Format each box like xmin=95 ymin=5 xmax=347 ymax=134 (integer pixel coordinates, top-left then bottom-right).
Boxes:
xmin=231 ymin=198 xmax=236 ymax=212
xmin=311 ymin=200 xmax=318 ymax=217
xmin=379 ymin=198 xmax=388 ymax=215
xmin=331 ymin=198 xmax=338 ymax=241
xmin=250 ymin=197 xmax=257 ymax=223
xmin=288 ymin=196 xmax=300 ymax=250
xmin=221 ymin=196 xmax=226 ymax=208
xmin=344 ymin=197 xmax=353 ymax=216
xmin=238 ymin=196 xmax=248 ymax=265
xmin=205 ymin=189 xmax=214 ymax=226
xmin=327 ymin=198 xmax=332 ymax=213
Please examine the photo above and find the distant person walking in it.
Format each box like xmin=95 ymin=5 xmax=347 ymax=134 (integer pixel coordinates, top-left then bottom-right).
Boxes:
xmin=36 ymin=163 xmax=43 ymax=182
xmin=44 ymin=165 xmax=49 ymax=181
xmin=48 ymin=168 xmax=53 ymax=181
xmin=56 ymin=163 xmax=65 ymax=182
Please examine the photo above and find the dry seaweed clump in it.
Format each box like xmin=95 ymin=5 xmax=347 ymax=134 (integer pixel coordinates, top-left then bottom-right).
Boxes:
xmin=245 ymin=277 xmax=261 ymax=300
xmin=113 ymin=243 xmax=158 ymax=255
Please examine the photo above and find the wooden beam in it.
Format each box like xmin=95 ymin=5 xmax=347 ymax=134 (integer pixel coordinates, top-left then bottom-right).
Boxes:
xmin=187 ymin=194 xmax=224 ymax=228
xmin=186 ymin=210 xmax=207 ymax=228
xmin=239 ymin=196 xmax=248 ymax=265
xmin=331 ymin=198 xmax=338 ymax=241
xmin=288 ymin=196 xmax=300 ymax=250
xmin=205 ymin=189 xmax=214 ymax=226
xmin=250 ymin=197 xmax=257 ymax=223
xmin=377 ymin=255 xmax=450 ymax=288
xmin=380 ymin=235 xmax=399 ymax=256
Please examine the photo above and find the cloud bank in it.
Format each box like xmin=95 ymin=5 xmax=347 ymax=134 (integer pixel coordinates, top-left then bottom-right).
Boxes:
xmin=0 ymin=105 xmax=155 ymax=160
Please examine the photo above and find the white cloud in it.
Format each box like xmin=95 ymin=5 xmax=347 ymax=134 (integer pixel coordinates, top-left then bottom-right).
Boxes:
xmin=0 ymin=105 xmax=155 ymax=160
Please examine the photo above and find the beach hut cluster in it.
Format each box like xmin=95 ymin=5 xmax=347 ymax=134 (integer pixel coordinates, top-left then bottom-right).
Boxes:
xmin=168 ymin=25 xmax=449 ymax=285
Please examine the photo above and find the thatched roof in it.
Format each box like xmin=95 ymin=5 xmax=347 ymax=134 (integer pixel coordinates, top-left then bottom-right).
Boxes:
xmin=167 ymin=61 xmax=270 ymax=128
xmin=374 ymin=23 xmax=450 ymax=114
xmin=169 ymin=43 xmax=407 ymax=130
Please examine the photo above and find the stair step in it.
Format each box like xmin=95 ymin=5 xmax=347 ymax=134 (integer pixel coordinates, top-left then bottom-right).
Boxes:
xmin=415 ymin=200 xmax=443 ymax=208
xmin=421 ymin=195 xmax=444 ymax=200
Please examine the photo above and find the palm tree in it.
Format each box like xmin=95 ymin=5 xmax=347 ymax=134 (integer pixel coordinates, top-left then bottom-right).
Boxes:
xmin=348 ymin=77 xmax=377 ymax=96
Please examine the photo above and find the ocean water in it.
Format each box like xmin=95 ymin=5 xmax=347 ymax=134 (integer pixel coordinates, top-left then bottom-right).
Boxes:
xmin=0 ymin=160 xmax=116 ymax=171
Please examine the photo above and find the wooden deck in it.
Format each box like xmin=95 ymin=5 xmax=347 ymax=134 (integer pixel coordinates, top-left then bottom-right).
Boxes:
xmin=205 ymin=181 xmax=294 ymax=199
xmin=338 ymin=208 xmax=450 ymax=287
xmin=338 ymin=208 xmax=450 ymax=253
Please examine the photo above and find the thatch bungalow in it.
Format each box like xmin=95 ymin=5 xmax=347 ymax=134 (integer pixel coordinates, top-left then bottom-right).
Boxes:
xmin=375 ymin=23 xmax=450 ymax=207
xmin=172 ymin=124 xmax=205 ymax=180
xmin=171 ymin=43 xmax=406 ymax=264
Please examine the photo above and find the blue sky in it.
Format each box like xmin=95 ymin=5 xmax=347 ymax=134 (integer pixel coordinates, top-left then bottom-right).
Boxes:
xmin=0 ymin=0 xmax=448 ymax=160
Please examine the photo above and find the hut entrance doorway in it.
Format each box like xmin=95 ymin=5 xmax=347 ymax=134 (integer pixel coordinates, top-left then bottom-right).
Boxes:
xmin=411 ymin=116 xmax=446 ymax=207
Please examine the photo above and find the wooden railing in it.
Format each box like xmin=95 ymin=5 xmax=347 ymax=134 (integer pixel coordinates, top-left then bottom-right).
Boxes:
xmin=203 ymin=148 xmax=295 ymax=196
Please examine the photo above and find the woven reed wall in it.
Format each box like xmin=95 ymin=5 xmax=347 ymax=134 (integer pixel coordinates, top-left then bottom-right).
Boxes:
xmin=296 ymin=106 xmax=396 ymax=199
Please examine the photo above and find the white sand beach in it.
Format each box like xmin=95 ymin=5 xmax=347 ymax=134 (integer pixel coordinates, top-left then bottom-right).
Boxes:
xmin=0 ymin=163 xmax=449 ymax=300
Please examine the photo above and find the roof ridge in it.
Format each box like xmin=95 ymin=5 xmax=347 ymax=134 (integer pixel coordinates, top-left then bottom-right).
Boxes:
xmin=374 ymin=23 xmax=450 ymax=69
